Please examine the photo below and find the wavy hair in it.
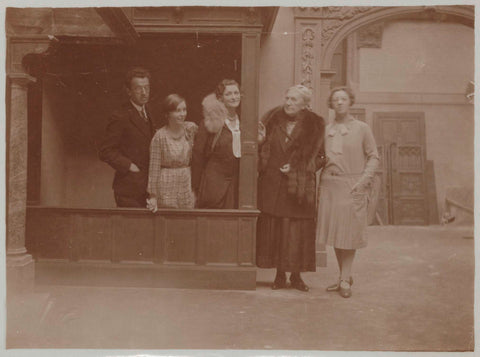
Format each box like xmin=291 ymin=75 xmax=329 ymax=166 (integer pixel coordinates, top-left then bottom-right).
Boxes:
xmin=327 ymin=86 xmax=355 ymax=109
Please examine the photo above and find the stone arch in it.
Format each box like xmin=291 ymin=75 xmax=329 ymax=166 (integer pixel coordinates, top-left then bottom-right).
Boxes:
xmin=312 ymin=5 xmax=474 ymax=118
xmin=321 ymin=5 xmax=474 ymax=70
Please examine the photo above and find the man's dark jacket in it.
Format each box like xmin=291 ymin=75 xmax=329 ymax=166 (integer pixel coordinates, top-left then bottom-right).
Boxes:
xmin=99 ymin=102 xmax=156 ymax=202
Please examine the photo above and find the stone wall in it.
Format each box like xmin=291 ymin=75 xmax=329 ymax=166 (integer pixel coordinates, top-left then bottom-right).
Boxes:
xmin=354 ymin=20 xmax=474 ymax=217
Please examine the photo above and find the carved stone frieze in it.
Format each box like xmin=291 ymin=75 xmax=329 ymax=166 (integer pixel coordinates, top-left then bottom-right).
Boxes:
xmin=300 ymin=27 xmax=315 ymax=89
xmin=321 ymin=7 xmax=372 ymax=46
xmin=323 ymin=6 xmax=371 ymax=19
xmin=295 ymin=6 xmax=372 ymax=19
xmin=295 ymin=7 xmax=322 ymax=17
xmin=321 ymin=19 xmax=343 ymax=47
xmin=357 ymin=22 xmax=384 ymax=48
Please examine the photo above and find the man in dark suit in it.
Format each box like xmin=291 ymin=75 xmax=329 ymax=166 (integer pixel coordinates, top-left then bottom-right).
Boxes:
xmin=99 ymin=67 xmax=155 ymax=207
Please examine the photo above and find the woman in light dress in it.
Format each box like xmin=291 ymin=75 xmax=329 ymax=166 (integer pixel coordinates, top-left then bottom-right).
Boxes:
xmin=147 ymin=94 xmax=198 ymax=211
xmin=316 ymin=87 xmax=379 ymax=298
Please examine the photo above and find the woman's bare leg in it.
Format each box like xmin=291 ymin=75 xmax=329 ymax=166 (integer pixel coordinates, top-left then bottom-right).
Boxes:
xmin=334 ymin=247 xmax=343 ymax=275
xmin=340 ymin=249 xmax=356 ymax=281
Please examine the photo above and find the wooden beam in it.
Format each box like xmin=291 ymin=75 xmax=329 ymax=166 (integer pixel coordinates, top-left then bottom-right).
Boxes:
xmin=239 ymin=31 xmax=261 ymax=210
xmin=95 ymin=7 xmax=139 ymax=46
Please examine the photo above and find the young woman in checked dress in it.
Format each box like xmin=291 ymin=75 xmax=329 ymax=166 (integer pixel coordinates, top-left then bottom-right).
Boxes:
xmin=146 ymin=94 xmax=198 ymax=211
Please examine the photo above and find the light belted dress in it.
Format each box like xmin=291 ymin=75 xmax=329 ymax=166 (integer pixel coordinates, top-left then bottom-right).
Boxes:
xmin=147 ymin=121 xmax=198 ymax=209
xmin=316 ymin=116 xmax=379 ymax=249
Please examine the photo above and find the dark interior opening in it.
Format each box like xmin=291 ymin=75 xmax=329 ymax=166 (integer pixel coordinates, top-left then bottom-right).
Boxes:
xmin=42 ymin=33 xmax=242 ymax=126
xmin=28 ymin=33 xmax=242 ymax=207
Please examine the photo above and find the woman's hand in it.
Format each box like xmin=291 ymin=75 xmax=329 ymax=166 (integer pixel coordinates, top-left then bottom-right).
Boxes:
xmin=146 ymin=197 xmax=158 ymax=213
xmin=280 ymin=163 xmax=291 ymax=174
xmin=258 ymin=121 xmax=266 ymax=143
xmin=351 ymin=181 xmax=366 ymax=194
xmin=129 ymin=163 xmax=140 ymax=172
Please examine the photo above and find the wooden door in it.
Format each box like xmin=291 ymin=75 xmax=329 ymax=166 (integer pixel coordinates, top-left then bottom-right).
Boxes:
xmin=373 ymin=112 xmax=428 ymax=225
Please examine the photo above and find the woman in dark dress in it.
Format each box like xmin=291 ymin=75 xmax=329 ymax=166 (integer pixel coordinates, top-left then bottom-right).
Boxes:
xmin=192 ymin=79 xmax=241 ymax=209
xmin=256 ymin=85 xmax=326 ymax=291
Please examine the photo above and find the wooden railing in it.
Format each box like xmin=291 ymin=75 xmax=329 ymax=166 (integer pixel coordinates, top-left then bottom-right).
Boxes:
xmin=26 ymin=206 xmax=259 ymax=289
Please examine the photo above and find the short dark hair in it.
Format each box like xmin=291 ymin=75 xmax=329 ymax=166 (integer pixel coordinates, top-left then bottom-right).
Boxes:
xmin=163 ymin=93 xmax=186 ymax=114
xmin=328 ymin=86 xmax=356 ymax=109
xmin=125 ymin=67 xmax=151 ymax=89
xmin=215 ymin=79 xmax=240 ymax=99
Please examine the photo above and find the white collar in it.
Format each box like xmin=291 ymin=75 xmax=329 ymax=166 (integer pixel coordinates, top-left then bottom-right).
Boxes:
xmin=130 ymin=100 xmax=146 ymax=114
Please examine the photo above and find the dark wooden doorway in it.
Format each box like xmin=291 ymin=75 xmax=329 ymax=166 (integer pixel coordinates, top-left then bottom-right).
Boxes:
xmin=374 ymin=112 xmax=429 ymax=225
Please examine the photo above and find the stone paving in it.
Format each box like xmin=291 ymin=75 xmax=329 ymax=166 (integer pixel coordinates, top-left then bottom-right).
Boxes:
xmin=6 ymin=226 xmax=475 ymax=352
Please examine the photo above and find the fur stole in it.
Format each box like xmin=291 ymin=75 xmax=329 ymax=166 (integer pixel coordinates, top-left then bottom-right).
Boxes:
xmin=260 ymin=106 xmax=326 ymax=206
xmin=202 ymin=93 xmax=227 ymax=134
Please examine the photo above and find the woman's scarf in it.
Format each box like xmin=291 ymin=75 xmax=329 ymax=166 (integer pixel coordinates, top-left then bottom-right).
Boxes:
xmin=327 ymin=117 xmax=352 ymax=155
xmin=225 ymin=115 xmax=241 ymax=158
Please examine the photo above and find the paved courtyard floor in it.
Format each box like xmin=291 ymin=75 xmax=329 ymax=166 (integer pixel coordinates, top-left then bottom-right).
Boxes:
xmin=5 ymin=226 xmax=475 ymax=353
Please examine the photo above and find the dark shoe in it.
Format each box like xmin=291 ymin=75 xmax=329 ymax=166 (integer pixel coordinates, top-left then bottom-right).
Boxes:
xmin=271 ymin=279 xmax=287 ymax=290
xmin=326 ymin=276 xmax=353 ymax=292
xmin=272 ymin=271 xmax=287 ymax=290
xmin=338 ymin=279 xmax=352 ymax=298
xmin=290 ymin=278 xmax=309 ymax=292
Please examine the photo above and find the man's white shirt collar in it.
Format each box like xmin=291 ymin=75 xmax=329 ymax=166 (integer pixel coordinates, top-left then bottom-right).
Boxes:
xmin=130 ymin=100 xmax=146 ymax=114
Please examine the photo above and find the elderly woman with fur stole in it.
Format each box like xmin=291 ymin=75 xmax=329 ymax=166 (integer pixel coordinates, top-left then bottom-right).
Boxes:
xmin=191 ymin=79 xmax=242 ymax=209
xmin=256 ymin=85 xmax=326 ymax=291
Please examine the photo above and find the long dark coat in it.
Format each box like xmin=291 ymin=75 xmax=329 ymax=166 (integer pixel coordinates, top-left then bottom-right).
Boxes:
xmin=191 ymin=122 xmax=239 ymax=209
xmin=256 ymin=107 xmax=325 ymax=271
xmin=99 ymin=102 xmax=156 ymax=203
xmin=258 ymin=107 xmax=326 ymax=218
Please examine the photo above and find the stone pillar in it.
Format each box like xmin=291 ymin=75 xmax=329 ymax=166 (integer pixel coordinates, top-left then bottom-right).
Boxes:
xmin=294 ymin=9 xmax=328 ymax=267
xmin=6 ymin=73 xmax=36 ymax=293
xmin=319 ymin=70 xmax=336 ymax=122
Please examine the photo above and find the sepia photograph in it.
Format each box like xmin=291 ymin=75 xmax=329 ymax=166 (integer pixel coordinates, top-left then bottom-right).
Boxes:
xmin=3 ymin=1 xmax=476 ymax=355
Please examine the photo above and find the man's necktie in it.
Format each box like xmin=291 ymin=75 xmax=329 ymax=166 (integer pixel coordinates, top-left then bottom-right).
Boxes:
xmin=140 ymin=109 xmax=148 ymax=122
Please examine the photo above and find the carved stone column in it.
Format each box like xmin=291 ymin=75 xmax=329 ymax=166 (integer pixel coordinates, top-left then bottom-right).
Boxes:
xmin=6 ymin=73 xmax=37 ymax=293
xmin=294 ymin=6 xmax=378 ymax=118
xmin=294 ymin=12 xmax=322 ymax=112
